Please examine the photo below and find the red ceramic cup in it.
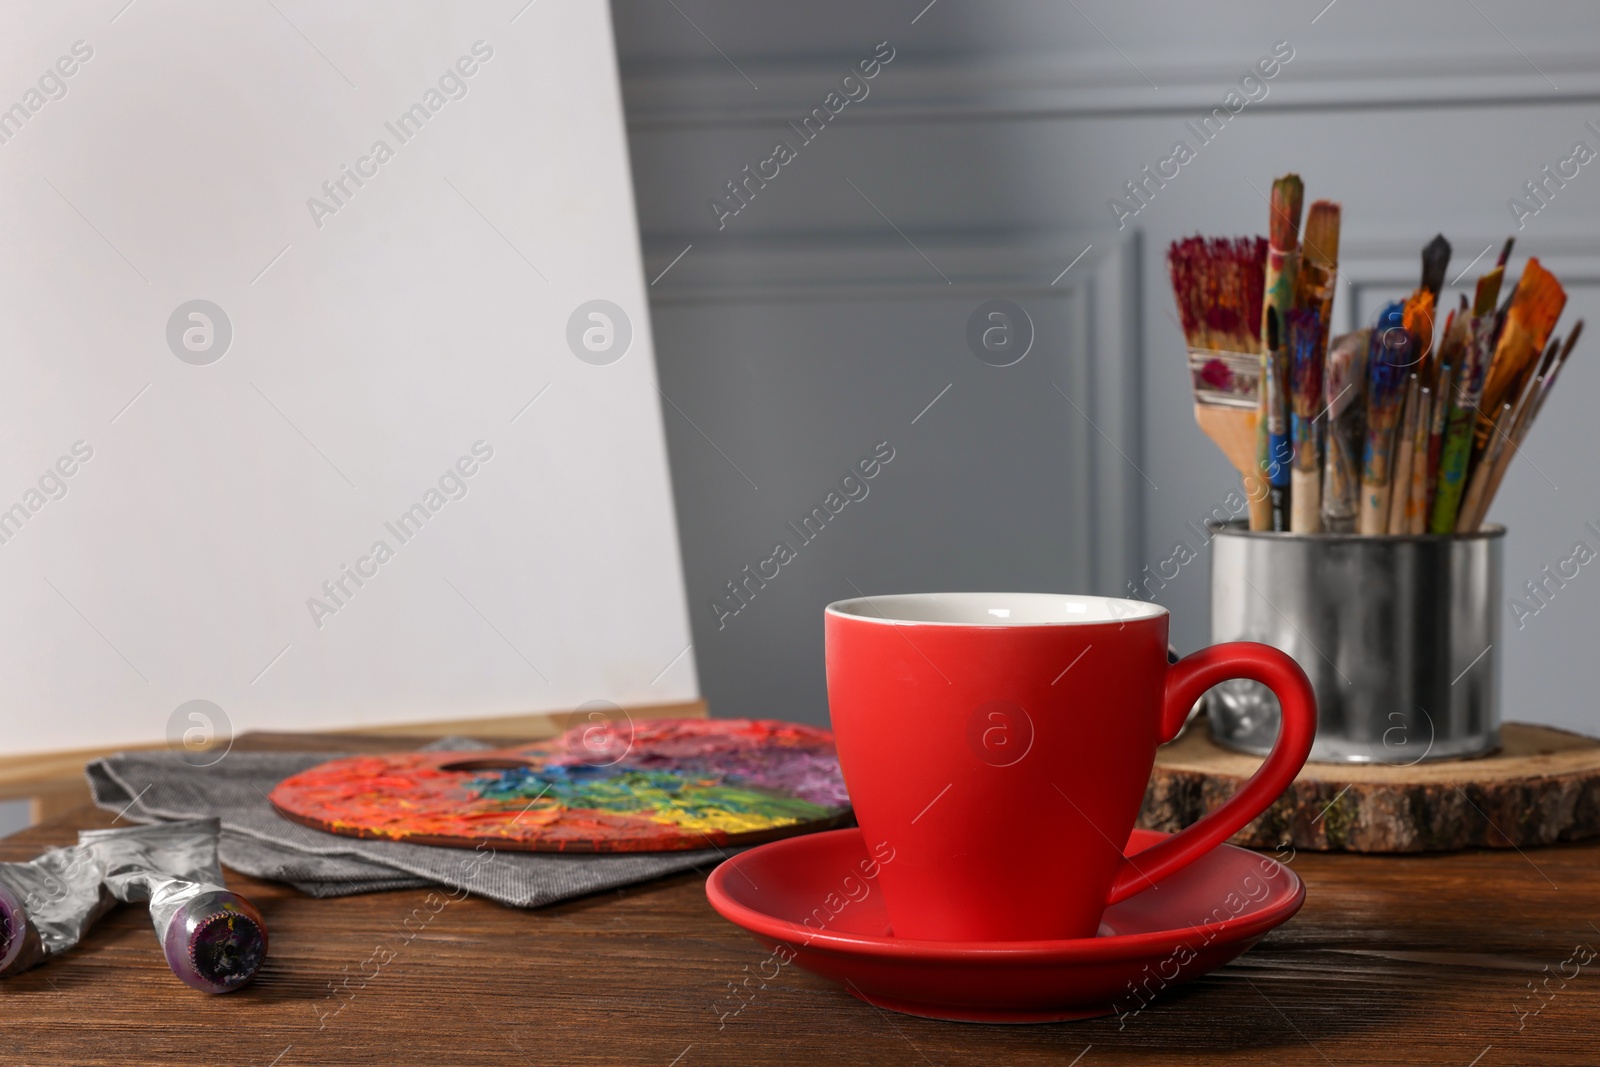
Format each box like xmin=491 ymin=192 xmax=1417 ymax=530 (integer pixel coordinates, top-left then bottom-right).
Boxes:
xmin=825 ymin=592 xmax=1315 ymax=942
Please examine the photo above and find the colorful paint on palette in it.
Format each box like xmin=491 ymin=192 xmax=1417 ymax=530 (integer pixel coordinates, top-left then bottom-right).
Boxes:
xmin=268 ymin=719 xmax=851 ymax=852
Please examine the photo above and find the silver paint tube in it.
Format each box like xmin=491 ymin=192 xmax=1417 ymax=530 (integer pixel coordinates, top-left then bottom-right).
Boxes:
xmin=81 ymin=817 xmax=267 ymax=993
xmin=0 ymin=841 xmax=112 ymax=976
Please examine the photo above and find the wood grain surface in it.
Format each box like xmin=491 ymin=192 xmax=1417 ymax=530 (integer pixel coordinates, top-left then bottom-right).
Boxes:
xmin=1142 ymin=720 xmax=1600 ymax=852
xmin=2 ymin=731 xmax=1597 ymax=1065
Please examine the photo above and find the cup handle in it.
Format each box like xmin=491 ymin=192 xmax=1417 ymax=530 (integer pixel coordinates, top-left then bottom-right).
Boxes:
xmin=1106 ymin=641 xmax=1315 ymax=904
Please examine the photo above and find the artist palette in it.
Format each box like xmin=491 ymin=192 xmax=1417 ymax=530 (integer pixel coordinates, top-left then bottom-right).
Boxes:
xmin=706 ymin=827 xmax=1304 ymax=1023
xmin=269 ymin=719 xmax=851 ymax=853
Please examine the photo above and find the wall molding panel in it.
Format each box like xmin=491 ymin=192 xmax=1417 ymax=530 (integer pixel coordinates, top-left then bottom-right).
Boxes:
xmin=645 ymin=231 xmax=1142 ymax=592
xmin=624 ymin=46 xmax=1600 ymax=130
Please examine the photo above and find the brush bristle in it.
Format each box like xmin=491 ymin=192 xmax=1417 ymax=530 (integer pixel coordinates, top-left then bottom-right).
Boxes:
xmin=1421 ymin=235 xmax=1451 ymax=298
xmin=1403 ymin=288 xmax=1437 ymax=377
xmin=1367 ymin=302 xmax=1411 ymax=427
xmin=1510 ymin=257 xmax=1568 ymax=349
xmin=1562 ymin=319 xmax=1585 ymax=366
xmin=1166 ymin=235 xmax=1268 ymax=352
xmin=1479 ymin=258 xmax=1568 ymax=416
xmin=1536 ymin=335 xmax=1562 ymax=380
xmin=1302 ymin=201 xmax=1341 ymax=269
xmin=1287 ymin=307 xmax=1323 ymax=418
xmin=1472 ymin=266 xmax=1504 ymax=317
xmin=1324 ymin=329 xmax=1369 ymax=418
xmin=1268 ymin=174 xmax=1305 ymax=252
xmin=1437 ymin=307 xmax=1469 ymax=371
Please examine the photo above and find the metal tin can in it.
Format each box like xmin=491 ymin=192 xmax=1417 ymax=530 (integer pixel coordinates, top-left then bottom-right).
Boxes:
xmin=1207 ymin=521 xmax=1503 ymax=763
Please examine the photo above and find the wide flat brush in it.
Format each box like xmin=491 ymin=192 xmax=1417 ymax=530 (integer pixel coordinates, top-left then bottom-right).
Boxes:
xmin=1167 ymin=235 xmax=1271 ymax=527
xmin=1168 ymin=235 xmax=1268 ymax=354
xmin=1475 ymin=257 xmax=1566 ymax=456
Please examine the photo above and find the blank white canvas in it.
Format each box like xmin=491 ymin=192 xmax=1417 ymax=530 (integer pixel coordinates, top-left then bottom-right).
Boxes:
xmin=0 ymin=1 xmax=697 ymax=755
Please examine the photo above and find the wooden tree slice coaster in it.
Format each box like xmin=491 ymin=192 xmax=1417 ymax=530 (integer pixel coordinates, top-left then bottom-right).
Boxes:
xmin=1139 ymin=720 xmax=1600 ymax=852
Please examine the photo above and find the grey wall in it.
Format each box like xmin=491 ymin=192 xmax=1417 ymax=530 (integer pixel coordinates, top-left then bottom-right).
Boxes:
xmin=613 ymin=0 xmax=1600 ymax=734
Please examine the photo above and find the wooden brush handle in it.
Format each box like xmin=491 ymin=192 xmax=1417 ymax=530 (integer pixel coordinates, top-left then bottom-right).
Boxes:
xmin=1193 ymin=404 xmax=1270 ymax=530
xmin=1247 ymin=488 xmax=1271 ymax=531
xmin=1290 ymin=470 xmax=1321 ymax=533
xmin=1359 ymin=482 xmax=1391 ymax=535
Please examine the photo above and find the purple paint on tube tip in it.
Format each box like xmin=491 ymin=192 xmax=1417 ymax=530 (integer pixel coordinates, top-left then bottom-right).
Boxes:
xmin=0 ymin=881 xmax=26 ymax=975
xmin=160 ymin=890 xmax=267 ymax=994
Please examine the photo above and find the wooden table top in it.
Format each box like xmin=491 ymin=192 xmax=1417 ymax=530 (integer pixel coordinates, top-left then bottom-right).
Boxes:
xmin=3 ymin=731 xmax=1597 ymax=1066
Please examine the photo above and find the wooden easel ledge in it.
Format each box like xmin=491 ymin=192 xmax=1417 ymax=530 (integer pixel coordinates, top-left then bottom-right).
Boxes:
xmin=0 ymin=699 xmax=706 ymax=826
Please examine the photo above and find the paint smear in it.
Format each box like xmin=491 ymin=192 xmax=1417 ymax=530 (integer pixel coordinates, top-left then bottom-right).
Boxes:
xmin=269 ymin=719 xmax=851 ymax=852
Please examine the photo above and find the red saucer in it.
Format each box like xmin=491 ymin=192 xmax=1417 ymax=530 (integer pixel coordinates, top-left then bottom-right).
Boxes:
xmin=706 ymin=827 xmax=1304 ymax=1023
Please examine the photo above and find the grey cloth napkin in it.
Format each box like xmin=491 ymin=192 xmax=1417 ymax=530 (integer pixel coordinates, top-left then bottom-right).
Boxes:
xmin=85 ymin=739 xmax=724 ymax=908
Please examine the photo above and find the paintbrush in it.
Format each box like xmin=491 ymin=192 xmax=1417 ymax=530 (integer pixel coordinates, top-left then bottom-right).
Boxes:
xmin=1421 ymin=234 xmax=1451 ymax=303
xmin=1287 ymin=201 xmax=1338 ymax=534
xmin=1429 ymin=267 xmax=1505 ymax=532
xmin=1483 ymin=238 xmax=1518 ymax=354
xmin=1480 ymin=321 xmax=1584 ymax=522
xmin=1287 ymin=307 xmax=1324 ymax=532
xmin=1264 ymin=308 xmax=1291 ymax=530
xmin=1320 ymin=328 xmax=1369 ymax=532
xmin=1406 ymin=384 xmax=1432 ymax=533
xmin=1426 ymin=359 xmax=1455 ymax=512
xmin=1427 ymin=303 xmax=1465 ymax=495
xmin=1454 ymin=400 xmax=1516 ymax=533
xmin=1262 ymin=175 xmax=1305 ymax=339
xmin=1536 ymin=320 xmax=1583 ymax=417
xmin=1427 ymin=297 xmax=1469 ymax=501
xmin=1297 ymin=200 xmax=1341 ymax=343
xmin=1403 ymin=289 xmax=1439 ymax=386
xmin=1513 ymin=323 xmax=1583 ymax=453
xmin=1360 ymin=303 xmax=1411 ymax=534
xmin=1475 ymin=257 xmax=1566 ymax=457
xmin=1486 ymin=237 xmax=1522 ymax=353
xmin=1390 ymin=280 xmax=1438 ymax=530
xmin=1166 ymin=235 xmax=1271 ymax=527
xmin=1259 ymin=175 xmax=1304 ymax=531
xmin=1459 ymin=324 xmax=1581 ymax=530
xmin=1388 ymin=374 xmax=1421 ymax=534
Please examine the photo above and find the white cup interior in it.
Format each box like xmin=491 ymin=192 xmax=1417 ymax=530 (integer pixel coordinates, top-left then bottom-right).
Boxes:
xmin=825 ymin=591 xmax=1165 ymax=626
